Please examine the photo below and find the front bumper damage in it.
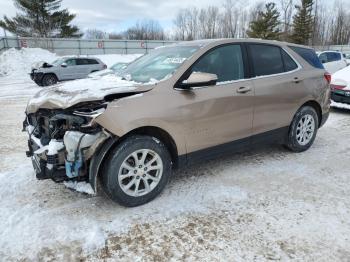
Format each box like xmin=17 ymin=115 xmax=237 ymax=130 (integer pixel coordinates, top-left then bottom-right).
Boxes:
xmin=23 ymin=108 xmax=112 ymax=193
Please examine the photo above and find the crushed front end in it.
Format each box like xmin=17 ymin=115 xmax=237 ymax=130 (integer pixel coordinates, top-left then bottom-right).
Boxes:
xmin=23 ymin=102 xmax=110 ymax=188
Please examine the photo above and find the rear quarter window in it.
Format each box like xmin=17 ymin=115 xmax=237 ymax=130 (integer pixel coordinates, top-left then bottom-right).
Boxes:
xmin=289 ymin=46 xmax=324 ymax=69
xmin=87 ymin=59 xmax=99 ymax=64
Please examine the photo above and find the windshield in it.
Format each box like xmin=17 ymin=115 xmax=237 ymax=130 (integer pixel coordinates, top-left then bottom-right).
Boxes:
xmin=111 ymin=63 xmax=128 ymax=71
xmin=51 ymin=58 xmax=65 ymax=66
xmin=118 ymin=46 xmax=199 ymax=83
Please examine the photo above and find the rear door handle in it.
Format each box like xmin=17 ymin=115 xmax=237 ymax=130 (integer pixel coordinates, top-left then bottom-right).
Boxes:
xmin=236 ymin=86 xmax=252 ymax=94
xmin=293 ymin=77 xmax=302 ymax=84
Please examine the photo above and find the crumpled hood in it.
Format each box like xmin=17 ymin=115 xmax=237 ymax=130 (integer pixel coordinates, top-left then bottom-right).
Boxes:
xmin=26 ymin=74 xmax=156 ymax=113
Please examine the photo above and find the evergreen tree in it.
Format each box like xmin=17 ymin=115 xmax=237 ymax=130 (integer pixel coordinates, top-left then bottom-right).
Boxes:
xmin=291 ymin=0 xmax=314 ymax=45
xmin=247 ymin=2 xmax=281 ymax=40
xmin=0 ymin=0 xmax=81 ymax=38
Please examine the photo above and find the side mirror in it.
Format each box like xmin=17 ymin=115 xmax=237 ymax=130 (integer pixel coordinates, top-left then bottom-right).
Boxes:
xmin=321 ymin=59 xmax=327 ymax=64
xmin=61 ymin=63 xmax=67 ymax=67
xmin=179 ymin=72 xmax=218 ymax=90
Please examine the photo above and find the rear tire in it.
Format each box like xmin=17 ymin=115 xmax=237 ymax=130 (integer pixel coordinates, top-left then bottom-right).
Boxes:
xmin=285 ymin=106 xmax=319 ymax=152
xmin=102 ymin=135 xmax=172 ymax=207
xmin=42 ymin=74 xmax=58 ymax=86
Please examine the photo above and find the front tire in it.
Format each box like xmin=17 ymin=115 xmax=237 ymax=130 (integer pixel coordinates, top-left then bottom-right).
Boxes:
xmin=42 ymin=74 xmax=58 ymax=86
xmin=102 ymin=135 xmax=172 ymax=207
xmin=285 ymin=106 xmax=319 ymax=152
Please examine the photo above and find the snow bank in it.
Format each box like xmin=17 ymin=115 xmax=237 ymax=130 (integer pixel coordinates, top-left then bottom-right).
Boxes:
xmin=0 ymin=48 xmax=58 ymax=77
xmin=0 ymin=48 xmax=142 ymax=78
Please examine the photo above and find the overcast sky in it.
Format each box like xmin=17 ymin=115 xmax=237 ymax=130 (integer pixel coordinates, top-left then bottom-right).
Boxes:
xmin=0 ymin=0 xmax=230 ymax=35
xmin=0 ymin=0 xmax=340 ymax=36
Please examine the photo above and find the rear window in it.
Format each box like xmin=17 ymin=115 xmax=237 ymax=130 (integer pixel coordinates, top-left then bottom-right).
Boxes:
xmin=289 ymin=46 xmax=324 ymax=69
xmin=249 ymin=44 xmax=285 ymax=76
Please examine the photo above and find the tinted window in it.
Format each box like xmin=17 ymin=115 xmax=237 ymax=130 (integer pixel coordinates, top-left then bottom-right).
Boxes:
xmin=77 ymin=59 xmax=90 ymax=65
xmin=326 ymin=52 xmax=341 ymax=62
xmin=319 ymin=53 xmax=328 ymax=63
xmin=87 ymin=59 xmax=99 ymax=64
xmin=249 ymin=44 xmax=284 ymax=76
xmin=191 ymin=45 xmax=244 ymax=82
xmin=282 ymin=50 xmax=298 ymax=71
xmin=65 ymin=59 xmax=76 ymax=66
xmin=289 ymin=46 xmax=324 ymax=69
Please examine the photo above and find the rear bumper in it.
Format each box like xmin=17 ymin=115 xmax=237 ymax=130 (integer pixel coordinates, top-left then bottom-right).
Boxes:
xmin=331 ymin=91 xmax=350 ymax=104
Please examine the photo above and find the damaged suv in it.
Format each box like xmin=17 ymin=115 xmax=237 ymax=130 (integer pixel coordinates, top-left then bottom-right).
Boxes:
xmin=24 ymin=39 xmax=331 ymax=207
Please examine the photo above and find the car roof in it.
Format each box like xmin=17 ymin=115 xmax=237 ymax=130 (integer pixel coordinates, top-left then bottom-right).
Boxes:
xmin=318 ymin=50 xmax=342 ymax=54
xmin=170 ymin=38 xmax=313 ymax=50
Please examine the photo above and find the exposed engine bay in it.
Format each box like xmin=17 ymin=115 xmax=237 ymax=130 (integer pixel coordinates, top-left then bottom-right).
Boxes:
xmin=23 ymin=101 xmax=110 ymax=187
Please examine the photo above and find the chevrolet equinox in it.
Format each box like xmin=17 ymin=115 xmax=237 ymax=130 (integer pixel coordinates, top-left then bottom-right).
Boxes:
xmin=24 ymin=39 xmax=331 ymax=207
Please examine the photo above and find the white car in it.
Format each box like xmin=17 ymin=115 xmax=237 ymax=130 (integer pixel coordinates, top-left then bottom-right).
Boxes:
xmin=318 ymin=51 xmax=347 ymax=74
xmin=330 ymin=66 xmax=350 ymax=104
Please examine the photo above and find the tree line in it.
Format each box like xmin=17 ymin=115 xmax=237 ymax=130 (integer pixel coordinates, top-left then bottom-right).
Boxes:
xmin=1 ymin=0 xmax=349 ymax=46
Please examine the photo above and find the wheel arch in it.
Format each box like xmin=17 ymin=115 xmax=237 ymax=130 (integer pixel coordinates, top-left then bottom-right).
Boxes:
xmin=299 ymin=100 xmax=322 ymax=127
xmin=89 ymin=126 xmax=179 ymax=194
xmin=42 ymin=72 xmax=58 ymax=85
xmin=43 ymin=72 xmax=58 ymax=79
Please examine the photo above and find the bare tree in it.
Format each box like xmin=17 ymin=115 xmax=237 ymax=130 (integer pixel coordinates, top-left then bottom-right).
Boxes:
xmin=84 ymin=28 xmax=107 ymax=39
xmin=279 ymin=0 xmax=294 ymax=40
xmin=220 ymin=0 xmax=239 ymax=38
xmin=126 ymin=19 xmax=165 ymax=40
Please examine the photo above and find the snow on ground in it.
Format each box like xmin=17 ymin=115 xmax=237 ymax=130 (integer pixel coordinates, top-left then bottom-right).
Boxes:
xmin=1 ymin=48 xmax=350 ymax=261
xmin=331 ymin=100 xmax=350 ymax=110
xmin=0 ymin=48 xmax=141 ymax=99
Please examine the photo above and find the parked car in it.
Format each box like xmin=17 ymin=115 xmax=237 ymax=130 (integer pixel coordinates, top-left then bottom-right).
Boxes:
xmin=344 ymin=53 xmax=350 ymax=65
xmin=30 ymin=57 xmax=107 ymax=86
xmin=88 ymin=62 xmax=128 ymax=78
xmin=317 ymin=51 xmax=347 ymax=74
xmin=330 ymin=66 xmax=350 ymax=104
xmin=23 ymin=39 xmax=331 ymax=207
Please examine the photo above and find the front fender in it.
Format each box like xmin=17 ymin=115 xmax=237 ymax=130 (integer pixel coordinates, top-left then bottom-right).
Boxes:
xmin=89 ymin=136 xmax=118 ymax=194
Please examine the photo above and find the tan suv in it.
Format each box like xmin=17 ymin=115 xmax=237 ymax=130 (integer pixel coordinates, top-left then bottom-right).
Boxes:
xmin=24 ymin=39 xmax=331 ymax=207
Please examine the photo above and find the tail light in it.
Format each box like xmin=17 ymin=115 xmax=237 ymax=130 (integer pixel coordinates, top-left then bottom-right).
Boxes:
xmin=324 ymin=72 xmax=331 ymax=84
xmin=103 ymin=64 xmax=107 ymax=69
xmin=330 ymin=84 xmax=347 ymax=90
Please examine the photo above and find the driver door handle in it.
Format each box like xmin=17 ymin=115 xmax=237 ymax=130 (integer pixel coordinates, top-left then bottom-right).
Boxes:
xmin=236 ymin=86 xmax=252 ymax=94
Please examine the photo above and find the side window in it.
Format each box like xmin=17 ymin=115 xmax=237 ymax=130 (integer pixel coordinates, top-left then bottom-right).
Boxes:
xmin=65 ymin=59 xmax=76 ymax=66
xmin=288 ymin=46 xmax=324 ymax=69
xmin=87 ymin=59 xmax=99 ymax=64
xmin=326 ymin=52 xmax=341 ymax=62
xmin=319 ymin=53 xmax=328 ymax=63
xmin=281 ymin=50 xmax=298 ymax=71
xmin=190 ymin=44 xmax=245 ymax=82
xmin=76 ymin=59 xmax=89 ymax=65
xmin=249 ymin=44 xmax=284 ymax=76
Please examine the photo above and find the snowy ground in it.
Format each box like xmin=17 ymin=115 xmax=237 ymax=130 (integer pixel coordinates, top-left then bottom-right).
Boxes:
xmin=1 ymin=49 xmax=350 ymax=261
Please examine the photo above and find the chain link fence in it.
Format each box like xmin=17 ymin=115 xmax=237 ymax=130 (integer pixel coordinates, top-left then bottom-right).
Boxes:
xmin=0 ymin=37 xmax=177 ymax=55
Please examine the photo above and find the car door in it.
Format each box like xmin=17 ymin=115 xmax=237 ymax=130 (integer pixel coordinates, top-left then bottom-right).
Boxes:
xmin=248 ymin=44 xmax=303 ymax=141
xmin=177 ymin=44 xmax=254 ymax=159
xmin=86 ymin=58 xmax=102 ymax=73
xmin=76 ymin=59 xmax=93 ymax=78
xmin=59 ymin=58 xmax=78 ymax=80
